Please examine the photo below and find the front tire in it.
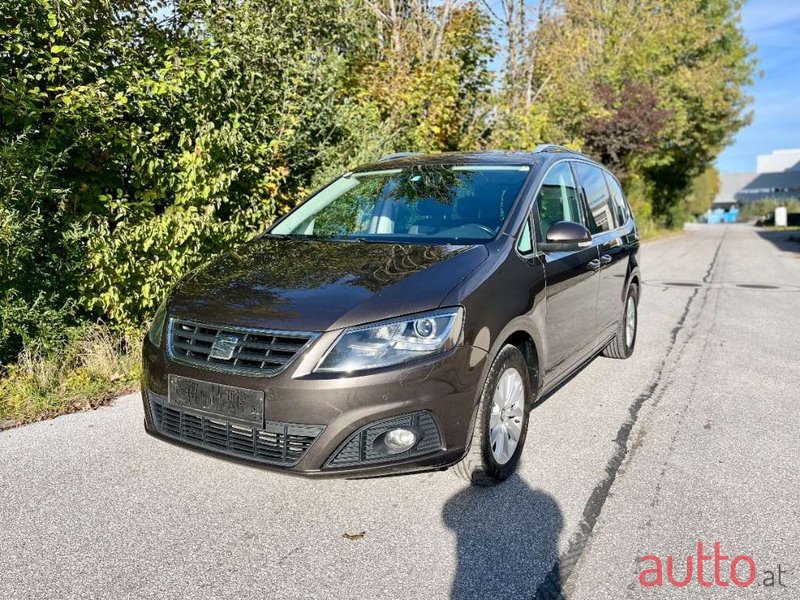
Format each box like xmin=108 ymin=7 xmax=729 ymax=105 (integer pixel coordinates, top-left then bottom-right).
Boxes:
xmin=602 ymin=283 xmax=639 ymax=359
xmin=453 ymin=344 xmax=532 ymax=486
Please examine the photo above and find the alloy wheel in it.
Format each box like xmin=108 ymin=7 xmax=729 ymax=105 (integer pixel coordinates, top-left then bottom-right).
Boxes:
xmin=625 ymin=296 xmax=636 ymax=348
xmin=489 ymin=368 xmax=525 ymax=465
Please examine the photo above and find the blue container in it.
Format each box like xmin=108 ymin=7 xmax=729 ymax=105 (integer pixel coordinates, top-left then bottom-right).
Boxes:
xmin=725 ymin=207 xmax=739 ymax=223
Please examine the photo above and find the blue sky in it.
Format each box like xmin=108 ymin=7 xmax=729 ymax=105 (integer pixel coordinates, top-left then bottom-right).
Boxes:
xmin=715 ymin=0 xmax=800 ymax=173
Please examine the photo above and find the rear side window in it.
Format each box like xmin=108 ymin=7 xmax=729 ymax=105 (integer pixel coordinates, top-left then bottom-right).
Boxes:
xmin=604 ymin=172 xmax=629 ymax=226
xmin=573 ymin=162 xmax=615 ymax=234
xmin=535 ymin=162 xmax=583 ymax=240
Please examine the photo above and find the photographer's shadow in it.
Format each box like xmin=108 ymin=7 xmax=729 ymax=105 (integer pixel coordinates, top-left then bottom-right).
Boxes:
xmin=443 ymin=474 xmax=564 ymax=599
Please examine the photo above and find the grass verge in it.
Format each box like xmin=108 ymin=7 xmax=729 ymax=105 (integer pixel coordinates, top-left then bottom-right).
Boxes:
xmin=758 ymin=225 xmax=800 ymax=232
xmin=0 ymin=325 xmax=140 ymax=427
xmin=639 ymin=223 xmax=686 ymax=242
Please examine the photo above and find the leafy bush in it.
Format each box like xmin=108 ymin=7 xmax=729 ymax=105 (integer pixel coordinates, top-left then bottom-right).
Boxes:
xmin=1 ymin=0 xmax=365 ymax=339
xmin=0 ymin=132 xmax=78 ymax=362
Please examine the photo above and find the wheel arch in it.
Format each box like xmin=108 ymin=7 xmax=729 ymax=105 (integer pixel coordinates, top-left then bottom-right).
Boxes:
xmin=624 ymin=267 xmax=641 ymax=301
xmin=503 ymin=330 xmax=540 ymax=403
xmin=475 ymin=321 xmax=544 ymax=410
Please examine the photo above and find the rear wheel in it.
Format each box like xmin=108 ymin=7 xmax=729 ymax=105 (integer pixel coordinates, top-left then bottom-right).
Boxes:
xmin=453 ymin=344 xmax=532 ymax=486
xmin=602 ymin=283 xmax=639 ymax=359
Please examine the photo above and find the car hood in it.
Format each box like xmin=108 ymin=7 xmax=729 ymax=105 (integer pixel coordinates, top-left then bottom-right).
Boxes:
xmin=168 ymin=238 xmax=489 ymax=332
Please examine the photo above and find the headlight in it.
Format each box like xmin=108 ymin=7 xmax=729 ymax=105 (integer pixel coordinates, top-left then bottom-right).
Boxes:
xmin=315 ymin=307 xmax=463 ymax=374
xmin=147 ymin=300 xmax=168 ymax=347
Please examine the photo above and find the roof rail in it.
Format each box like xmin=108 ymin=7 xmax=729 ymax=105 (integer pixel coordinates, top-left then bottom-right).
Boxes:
xmin=533 ymin=144 xmax=577 ymax=154
xmin=377 ymin=152 xmax=421 ymax=162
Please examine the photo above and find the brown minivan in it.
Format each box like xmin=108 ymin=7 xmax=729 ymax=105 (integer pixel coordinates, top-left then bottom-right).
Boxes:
xmin=141 ymin=147 xmax=640 ymax=486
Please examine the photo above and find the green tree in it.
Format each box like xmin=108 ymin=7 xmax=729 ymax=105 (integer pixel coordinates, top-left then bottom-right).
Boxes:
xmin=515 ymin=0 xmax=755 ymax=224
xmin=684 ymin=167 xmax=721 ymax=217
xmin=351 ymin=1 xmax=495 ymax=154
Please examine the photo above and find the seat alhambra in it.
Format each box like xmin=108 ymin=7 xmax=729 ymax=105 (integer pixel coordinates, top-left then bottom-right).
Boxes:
xmin=141 ymin=146 xmax=640 ymax=485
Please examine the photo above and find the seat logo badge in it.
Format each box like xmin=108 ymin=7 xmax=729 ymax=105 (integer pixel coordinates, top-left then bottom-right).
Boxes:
xmin=209 ymin=333 xmax=239 ymax=360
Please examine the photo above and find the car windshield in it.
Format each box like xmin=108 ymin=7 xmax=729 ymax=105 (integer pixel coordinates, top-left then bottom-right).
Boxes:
xmin=267 ymin=164 xmax=531 ymax=244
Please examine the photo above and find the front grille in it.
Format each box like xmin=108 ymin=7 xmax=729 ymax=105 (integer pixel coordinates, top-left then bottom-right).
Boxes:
xmin=168 ymin=318 xmax=316 ymax=377
xmin=326 ymin=411 xmax=443 ymax=468
xmin=148 ymin=393 xmax=324 ymax=467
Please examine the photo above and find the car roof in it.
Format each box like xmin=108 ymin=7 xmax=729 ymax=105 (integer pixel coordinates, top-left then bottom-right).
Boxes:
xmin=353 ymin=149 xmax=595 ymax=172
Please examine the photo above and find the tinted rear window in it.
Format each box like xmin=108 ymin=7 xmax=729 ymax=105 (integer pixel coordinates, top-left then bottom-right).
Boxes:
xmin=604 ymin=172 xmax=629 ymax=226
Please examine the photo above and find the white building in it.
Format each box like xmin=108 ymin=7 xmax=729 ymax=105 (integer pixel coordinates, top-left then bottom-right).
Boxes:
xmin=713 ymin=172 xmax=757 ymax=208
xmin=756 ymin=148 xmax=800 ymax=174
xmin=714 ymin=148 xmax=800 ymax=207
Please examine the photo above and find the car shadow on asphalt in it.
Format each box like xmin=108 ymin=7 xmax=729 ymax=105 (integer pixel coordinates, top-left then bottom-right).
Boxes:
xmin=756 ymin=228 xmax=800 ymax=253
xmin=442 ymin=474 xmax=564 ymax=599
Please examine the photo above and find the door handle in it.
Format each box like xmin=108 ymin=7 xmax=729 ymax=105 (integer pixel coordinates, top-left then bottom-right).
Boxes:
xmin=600 ymin=254 xmax=612 ymax=265
xmin=587 ymin=258 xmax=601 ymax=271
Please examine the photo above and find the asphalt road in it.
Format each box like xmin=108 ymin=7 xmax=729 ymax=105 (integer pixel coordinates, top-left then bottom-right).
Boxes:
xmin=2 ymin=224 xmax=799 ymax=599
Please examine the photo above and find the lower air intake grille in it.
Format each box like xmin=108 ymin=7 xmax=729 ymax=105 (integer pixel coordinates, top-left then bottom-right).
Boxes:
xmin=325 ymin=411 xmax=443 ymax=468
xmin=148 ymin=393 xmax=323 ymax=467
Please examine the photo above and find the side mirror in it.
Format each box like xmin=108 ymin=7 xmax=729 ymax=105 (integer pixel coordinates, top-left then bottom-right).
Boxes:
xmin=539 ymin=221 xmax=592 ymax=252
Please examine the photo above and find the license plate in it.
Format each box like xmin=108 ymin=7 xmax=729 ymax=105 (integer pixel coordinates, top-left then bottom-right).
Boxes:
xmin=167 ymin=375 xmax=264 ymax=426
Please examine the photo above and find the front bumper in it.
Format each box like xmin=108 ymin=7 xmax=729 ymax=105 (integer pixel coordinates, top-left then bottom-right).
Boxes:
xmin=141 ymin=334 xmax=488 ymax=478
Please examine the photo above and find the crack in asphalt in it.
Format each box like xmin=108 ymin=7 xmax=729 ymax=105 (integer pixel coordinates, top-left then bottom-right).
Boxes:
xmin=533 ymin=228 xmax=728 ymax=600
xmin=638 ymin=230 xmax=727 ymax=526
xmin=644 ymin=289 xmax=720 ymax=528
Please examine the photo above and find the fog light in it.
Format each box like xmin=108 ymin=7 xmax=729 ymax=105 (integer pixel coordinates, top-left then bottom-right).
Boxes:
xmin=384 ymin=428 xmax=417 ymax=453
xmin=326 ymin=411 xmax=441 ymax=468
